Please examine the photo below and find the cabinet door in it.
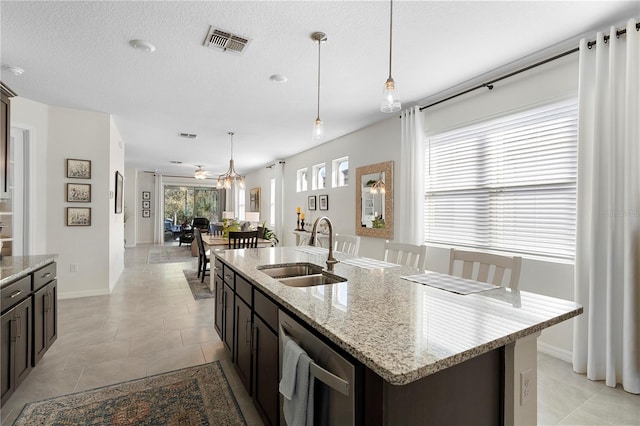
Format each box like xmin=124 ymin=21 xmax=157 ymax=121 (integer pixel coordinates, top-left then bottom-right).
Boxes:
xmin=214 ymin=274 xmax=223 ymax=338
xmin=223 ymin=284 xmax=234 ymax=356
xmin=13 ymin=297 xmax=32 ymax=387
xmin=1 ymin=310 xmax=14 ymax=406
xmin=45 ymin=280 xmax=57 ymax=349
xmin=234 ymin=296 xmax=252 ymax=394
xmin=252 ymin=316 xmax=279 ymax=426
xmin=33 ymin=286 xmax=47 ymax=364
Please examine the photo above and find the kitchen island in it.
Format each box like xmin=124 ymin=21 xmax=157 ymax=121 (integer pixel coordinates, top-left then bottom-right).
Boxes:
xmin=213 ymin=246 xmax=582 ymax=425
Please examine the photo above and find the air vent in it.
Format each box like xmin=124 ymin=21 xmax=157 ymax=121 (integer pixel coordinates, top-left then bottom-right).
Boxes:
xmin=179 ymin=132 xmax=198 ymax=139
xmin=204 ymin=26 xmax=251 ymax=55
xmin=170 ymin=161 xmax=183 ymax=164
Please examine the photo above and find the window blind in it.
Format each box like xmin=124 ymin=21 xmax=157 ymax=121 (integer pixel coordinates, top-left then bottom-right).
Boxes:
xmin=424 ymin=99 xmax=578 ymax=260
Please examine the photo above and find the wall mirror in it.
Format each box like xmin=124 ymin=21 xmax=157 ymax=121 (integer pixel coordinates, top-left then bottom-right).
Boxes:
xmin=356 ymin=161 xmax=393 ymax=238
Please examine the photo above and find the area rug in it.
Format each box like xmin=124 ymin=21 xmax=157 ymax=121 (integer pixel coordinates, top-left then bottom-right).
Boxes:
xmin=14 ymin=361 xmax=246 ymax=426
xmin=147 ymin=245 xmax=195 ymax=264
xmin=183 ymin=269 xmax=214 ymax=300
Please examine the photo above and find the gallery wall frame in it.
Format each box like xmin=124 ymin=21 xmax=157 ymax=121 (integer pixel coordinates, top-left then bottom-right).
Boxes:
xmin=142 ymin=210 xmax=150 ymax=218
xmin=67 ymin=207 xmax=91 ymax=226
xmin=142 ymin=200 xmax=151 ymax=209
xmin=308 ymin=195 xmax=317 ymax=211
xmin=142 ymin=191 xmax=151 ymax=200
xmin=319 ymin=194 xmax=329 ymax=210
xmin=66 ymin=159 xmax=91 ymax=179
xmin=115 ymin=171 xmax=123 ymax=214
xmin=66 ymin=183 xmax=91 ymax=202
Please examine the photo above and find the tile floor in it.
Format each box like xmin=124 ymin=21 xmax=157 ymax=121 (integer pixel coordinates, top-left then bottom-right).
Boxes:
xmin=1 ymin=244 xmax=638 ymax=425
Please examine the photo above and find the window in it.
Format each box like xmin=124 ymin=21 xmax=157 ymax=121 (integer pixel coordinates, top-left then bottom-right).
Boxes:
xmin=312 ymin=163 xmax=326 ymax=190
xmin=237 ymin=187 xmax=246 ymax=220
xmin=332 ymin=156 xmax=349 ymax=187
xmin=423 ymin=99 xmax=578 ymax=260
xmin=270 ymin=178 xmax=276 ymax=226
xmin=296 ymin=168 xmax=308 ymax=192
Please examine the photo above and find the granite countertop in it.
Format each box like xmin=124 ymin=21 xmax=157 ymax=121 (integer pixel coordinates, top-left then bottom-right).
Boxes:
xmin=215 ymin=247 xmax=582 ymax=386
xmin=0 ymin=255 xmax=58 ymax=288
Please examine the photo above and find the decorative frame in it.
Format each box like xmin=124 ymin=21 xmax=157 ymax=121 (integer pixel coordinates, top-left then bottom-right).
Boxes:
xmin=142 ymin=210 xmax=151 ymax=218
xmin=308 ymin=195 xmax=317 ymax=211
xmin=356 ymin=161 xmax=394 ymax=239
xmin=142 ymin=200 xmax=151 ymax=209
xmin=66 ymin=183 xmax=91 ymax=202
xmin=249 ymin=187 xmax=261 ymax=214
xmin=67 ymin=207 xmax=91 ymax=226
xmin=66 ymin=159 xmax=91 ymax=179
xmin=319 ymin=194 xmax=329 ymax=210
xmin=115 ymin=171 xmax=124 ymax=214
xmin=142 ymin=191 xmax=151 ymax=200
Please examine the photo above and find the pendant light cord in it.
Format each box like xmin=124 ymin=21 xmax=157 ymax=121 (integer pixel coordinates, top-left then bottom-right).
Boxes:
xmin=388 ymin=0 xmax=393 ymax=79
xmin=316 ymin=38 xmax=321 ymax=121
xmin=228 ymin=132 xmax=234 ymax=160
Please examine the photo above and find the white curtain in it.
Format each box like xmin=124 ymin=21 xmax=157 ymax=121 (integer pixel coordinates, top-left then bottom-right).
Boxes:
xmin=398 ymin=106 xmax=425 ymax=245
xmin=573 ymin=19 xmax=640 ymax=394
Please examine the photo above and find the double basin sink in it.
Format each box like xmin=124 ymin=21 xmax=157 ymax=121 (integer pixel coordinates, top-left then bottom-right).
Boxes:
xmin=257 ymin=263 xmax=346 ymax=287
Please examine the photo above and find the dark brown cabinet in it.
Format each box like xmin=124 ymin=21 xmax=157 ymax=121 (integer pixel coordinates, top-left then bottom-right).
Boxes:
xmin=1 ymin=295 xmax=32 ymax=406
xmin=235 ymin=295 xmax=252 ymax=392
xmin=223 ymin=283 xmax=235 ymax=355
xmin=214 ymin=273 xmax=223 ymax=337
xmin=33 ymin=280 xmax=57 ymax=365
xmin=252 ymin=314 xmax=279 ymax=426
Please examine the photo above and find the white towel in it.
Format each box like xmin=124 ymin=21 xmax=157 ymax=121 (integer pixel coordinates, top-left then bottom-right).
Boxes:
xmin=279 ymin=337 xmax=315 ymax=425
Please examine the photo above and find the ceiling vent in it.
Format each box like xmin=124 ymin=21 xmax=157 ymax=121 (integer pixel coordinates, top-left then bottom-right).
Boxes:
xmin=179 ymin=132 xmax=198 ymax=139
xmin=204 ymin=26 xmax=251 ymax=55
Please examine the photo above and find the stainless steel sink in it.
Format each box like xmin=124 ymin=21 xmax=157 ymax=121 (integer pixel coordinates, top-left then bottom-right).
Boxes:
xmin=257 ymin=263 xmax=347 ymax=287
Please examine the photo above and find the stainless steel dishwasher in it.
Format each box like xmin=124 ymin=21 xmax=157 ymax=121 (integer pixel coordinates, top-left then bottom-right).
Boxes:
xmin=278 ymin=310 xmax=356 ymax=426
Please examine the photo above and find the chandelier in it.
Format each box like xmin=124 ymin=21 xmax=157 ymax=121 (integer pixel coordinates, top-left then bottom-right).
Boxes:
xmin=194 ymin=166 xmax=207 ymax=180
xmin=217 ymin=132 xmax=245 ymax=189
xmin=380 ymin=0 xmax=401 ymax=113
xmin=370 ymin=173 xmax=386 ymax=194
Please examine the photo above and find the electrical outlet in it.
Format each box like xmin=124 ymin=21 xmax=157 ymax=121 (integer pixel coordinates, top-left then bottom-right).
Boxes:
xmin=520 ymin=369 xmax=532 ymax=405
xmin=70 ymin=264 xmax=78 ymax=273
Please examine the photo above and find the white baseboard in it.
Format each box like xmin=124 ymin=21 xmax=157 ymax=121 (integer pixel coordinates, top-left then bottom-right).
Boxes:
xmin=537 ymin=341 xmax=572 ymax=362
xmin=58 ymin=288 xmax=111 ymax=300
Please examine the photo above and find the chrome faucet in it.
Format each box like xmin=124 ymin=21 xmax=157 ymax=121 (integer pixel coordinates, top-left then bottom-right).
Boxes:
xmin=309 ymin=216 xmax=338 ymax=271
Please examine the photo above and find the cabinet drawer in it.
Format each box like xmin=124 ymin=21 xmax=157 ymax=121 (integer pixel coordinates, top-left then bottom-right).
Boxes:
xmin=254 ymin=290 xmax=278 ymax=332
xmin=215 ymin=258 xmax=224 ymax=277
xmin=223 ymin=265 xmax=235 ymax=289
xmin=33 ymin=263 xmax=56 ymax=291
xmin=235 ymin=275 xmax=252 ymax=306
xmin=1 ymin=275 xmax=31 ymax=313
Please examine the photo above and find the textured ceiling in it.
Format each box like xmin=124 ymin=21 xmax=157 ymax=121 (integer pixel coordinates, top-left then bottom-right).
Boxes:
xmin=1 ymin=1 xmax=638 ymax=178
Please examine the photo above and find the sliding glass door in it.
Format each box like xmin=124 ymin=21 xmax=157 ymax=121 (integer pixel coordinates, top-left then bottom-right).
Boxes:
xmin=163 ymin=186 xmax=224 ymax=231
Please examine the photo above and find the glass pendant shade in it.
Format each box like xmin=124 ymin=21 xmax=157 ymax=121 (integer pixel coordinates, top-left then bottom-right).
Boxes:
xmin=217 ymin=132 xmax=245 ymax=189
xmin=312 ymin=118 xmax=325 ymax=142
xmin=381 ymin=77 xmax=401 ymax=113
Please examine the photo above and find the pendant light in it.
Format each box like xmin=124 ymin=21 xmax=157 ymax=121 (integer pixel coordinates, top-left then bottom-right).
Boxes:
xmin=370 ymin=173 xmax=386 ymax=194
xmin=380 ymin=0 xmax=401 ymax=113
xmin=311 ymin=32 xmax=327 ymax=141
xmin=217 ymin=132 xmax=245 ymax=189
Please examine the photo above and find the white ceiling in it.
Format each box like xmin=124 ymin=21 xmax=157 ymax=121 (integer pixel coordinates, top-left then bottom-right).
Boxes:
xmin=1 ymin=1 xmax=637 ymax=178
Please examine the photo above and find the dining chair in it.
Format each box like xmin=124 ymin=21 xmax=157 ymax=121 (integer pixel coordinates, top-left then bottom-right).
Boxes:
xmin=333 ymin=234 xmax=361 ymax=256
xmin=210 ymin=223 xmax=224 ymax=236
xmin=194 ymin=228 xmax=210 ymax=283
xmin=448 ymin=248 xmax=522 ymax=290
xmin=228 ymin=230 xmax=259 ymax=249
xmin=383 ymin=241 xmax=427 ymax=269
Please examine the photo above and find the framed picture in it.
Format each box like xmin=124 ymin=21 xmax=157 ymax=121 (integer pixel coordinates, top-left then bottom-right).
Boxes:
xmin=308 ymin=195 xmax=316 ymax=211
xmin=142 ymin=210 xmax=150 ymax=218
xmin=67 ymin=183 xmax=91 ymax=202
xmin=249 ymin=187 xmax=261 ymax=213
xmin=67 ymin=207 xmax=91 ymax=226
xmin=319 ymin=194 xmax=329 ymax=210
xmin=115 ymin=171 xmax=124 ymax=214
xmin=142 ymin=191 xmax=151 ymax=200
xmin=67 ymin=159 xmax=91 ymax=179
xmin=142 ymin=200 xmax=151 ymax=209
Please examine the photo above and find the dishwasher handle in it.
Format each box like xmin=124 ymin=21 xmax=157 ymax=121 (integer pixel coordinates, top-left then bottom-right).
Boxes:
xmin=280 ymin=323 xmax=350 ymax=397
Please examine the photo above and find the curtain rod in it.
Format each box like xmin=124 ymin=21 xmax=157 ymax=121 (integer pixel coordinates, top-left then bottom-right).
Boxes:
xmin=420 ymin=21 xmax=639 ymax=112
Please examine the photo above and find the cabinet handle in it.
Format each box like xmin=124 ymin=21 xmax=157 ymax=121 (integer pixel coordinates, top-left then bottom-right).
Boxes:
xmin=42 ymin=272 xmax=52 ymax=279
xmin=11 ymin=318 xmax=17 ymax=342
xmin=246 ymin=318 xmax=251 ymax=346
xmin=15 ymin=313 xmax=21 ymax=340
xmin=44 ymin=292 xmax=50 ymax=312
xmin=9 ymin=290 xmax=22 ymax=298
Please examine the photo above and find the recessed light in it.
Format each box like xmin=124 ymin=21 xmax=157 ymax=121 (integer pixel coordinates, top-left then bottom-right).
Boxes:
xmin=1 ymin=65 xmax=24 ymax=76
xmin=129 ymin=39 xmax=156 ymax=53
xmin=270 ymin=74 xmax=288 ymax=83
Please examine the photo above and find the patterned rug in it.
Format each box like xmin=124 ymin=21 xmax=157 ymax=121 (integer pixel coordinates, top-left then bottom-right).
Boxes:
xmin=14 ymin=362 xmax=246 ymax=426
xmin=147 ymin=245 xmax=195 ymax=264
xmin=183 ymin=269 xmax=214 ymax=300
